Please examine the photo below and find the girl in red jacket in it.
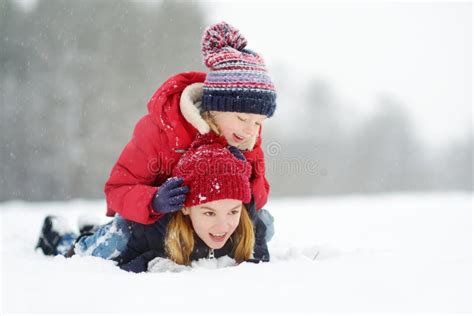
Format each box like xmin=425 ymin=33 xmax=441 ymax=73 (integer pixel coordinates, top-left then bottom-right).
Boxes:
xmin=103 ymin=21 xmax=277 ymax=241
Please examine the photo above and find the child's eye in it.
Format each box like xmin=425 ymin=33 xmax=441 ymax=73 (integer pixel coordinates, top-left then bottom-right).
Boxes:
xmin=204 ymin=212 xmax=215 ymax=216
xmin=255 ymin=121 xmax=262 ymax=126
xmin=237 ymin=116 xmax=246 ymax=122
xmin=230 ymin=209 xmax=240 ymax=215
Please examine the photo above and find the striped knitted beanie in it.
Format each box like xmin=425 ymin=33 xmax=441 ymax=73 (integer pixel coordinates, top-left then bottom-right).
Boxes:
xmin=201 ymin=21 xmax=277 ymax=117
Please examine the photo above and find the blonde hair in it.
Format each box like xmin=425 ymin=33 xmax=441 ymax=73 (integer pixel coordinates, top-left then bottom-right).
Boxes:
xmin=202 ymin=110 xmax=221 ymax=135
xmin=165 ymin=204 xmax=255 ymax=265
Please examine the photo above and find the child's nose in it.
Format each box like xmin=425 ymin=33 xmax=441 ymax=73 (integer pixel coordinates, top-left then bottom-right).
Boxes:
xmin=214 ymin=218 xmax=229 ymax=231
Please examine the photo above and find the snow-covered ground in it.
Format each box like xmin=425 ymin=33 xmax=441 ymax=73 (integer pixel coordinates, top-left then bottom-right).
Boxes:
xmin=1 ymin=193 xmax=471 ymax=314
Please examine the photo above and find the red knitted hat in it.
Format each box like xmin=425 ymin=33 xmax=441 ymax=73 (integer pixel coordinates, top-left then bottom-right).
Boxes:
xmin=172 ymin=132 xmax=252 ymax=207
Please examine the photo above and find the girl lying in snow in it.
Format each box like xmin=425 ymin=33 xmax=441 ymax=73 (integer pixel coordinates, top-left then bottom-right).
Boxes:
xmin=36 ymin=132 xmax=270 ymax=273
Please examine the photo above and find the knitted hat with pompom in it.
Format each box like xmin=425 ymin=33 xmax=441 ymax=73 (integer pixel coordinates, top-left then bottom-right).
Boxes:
xmin=201 ymin=21 xmax=277 ymax=117
xmin=172 ymin=132 xmax=252 ymax=207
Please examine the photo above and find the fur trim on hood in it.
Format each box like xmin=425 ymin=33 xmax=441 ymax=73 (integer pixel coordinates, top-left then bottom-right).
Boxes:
xmin=180 ymin=83 xmax=210 ymax=135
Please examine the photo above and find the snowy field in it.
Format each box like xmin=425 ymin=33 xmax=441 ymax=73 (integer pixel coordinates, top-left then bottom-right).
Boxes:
xmin=1 ymin=193 xmax=471 ymax=314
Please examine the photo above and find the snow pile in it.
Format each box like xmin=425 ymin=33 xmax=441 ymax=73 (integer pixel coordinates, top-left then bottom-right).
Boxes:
xmin=0 ymin=193 xmax=471 ymax=314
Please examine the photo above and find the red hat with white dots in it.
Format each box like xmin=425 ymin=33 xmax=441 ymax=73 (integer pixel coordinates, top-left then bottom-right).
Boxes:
xmin=172 ymin=132 xmax=252 ymax=207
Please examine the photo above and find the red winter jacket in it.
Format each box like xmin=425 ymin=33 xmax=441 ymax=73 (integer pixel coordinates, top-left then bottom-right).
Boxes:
xmin=104 ymin=72 xmax=270 ymax=225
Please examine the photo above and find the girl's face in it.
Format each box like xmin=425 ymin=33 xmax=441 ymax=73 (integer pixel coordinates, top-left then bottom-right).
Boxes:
xmin=182 ymin=199 xmax=243 ymax=249
xmin=210 ymin=111 xmax=267 ymax=147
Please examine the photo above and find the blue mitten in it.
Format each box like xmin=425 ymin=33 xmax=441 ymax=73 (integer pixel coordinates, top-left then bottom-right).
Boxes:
xmin=151 ymin=177 xmax=189 ymax=214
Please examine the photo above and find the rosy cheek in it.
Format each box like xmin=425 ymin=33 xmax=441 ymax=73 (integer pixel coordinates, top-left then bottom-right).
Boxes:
xmin=232 ymin=219 xmax=240 ymax=230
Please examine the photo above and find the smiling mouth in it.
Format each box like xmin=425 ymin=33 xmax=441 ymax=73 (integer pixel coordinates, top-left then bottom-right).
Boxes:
xmin=209 ymin=232 xmax=227 ymax=242
xmin=233 ymin=133 xmax=245 ymax=142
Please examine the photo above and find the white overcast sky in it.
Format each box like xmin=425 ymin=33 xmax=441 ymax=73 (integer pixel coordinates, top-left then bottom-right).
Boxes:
xmin=205 ymin=1 xmax=472 ymax=146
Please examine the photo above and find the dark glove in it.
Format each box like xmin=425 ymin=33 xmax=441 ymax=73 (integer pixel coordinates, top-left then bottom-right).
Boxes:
xmin=151 ymin=177 xmax=189 ymax=214
xmin=244 ymin=197 xmax=270 ymax=262
xmin=228 ymin=145 xmax=246 ymax=161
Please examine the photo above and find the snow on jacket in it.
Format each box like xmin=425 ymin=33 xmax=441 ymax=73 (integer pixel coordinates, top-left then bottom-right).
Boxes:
xmin=104 ymin=72 xmax=270 ymax=225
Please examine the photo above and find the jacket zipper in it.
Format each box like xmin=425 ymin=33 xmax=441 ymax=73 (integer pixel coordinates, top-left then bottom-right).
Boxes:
xmin=208 ymin=248 xmax=215 ymax=259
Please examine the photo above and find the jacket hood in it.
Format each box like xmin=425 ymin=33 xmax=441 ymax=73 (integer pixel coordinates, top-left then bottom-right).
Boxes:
xmin=146 ymin=72 xmax=207 ymax=149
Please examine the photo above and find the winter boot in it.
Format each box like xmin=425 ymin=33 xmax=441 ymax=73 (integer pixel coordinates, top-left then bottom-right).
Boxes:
xmin=36 ymin=215 xmax=76 ymax=256
xmin=35 ymin=216 xmax=63 ymax=256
